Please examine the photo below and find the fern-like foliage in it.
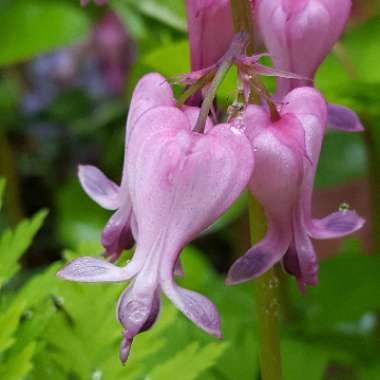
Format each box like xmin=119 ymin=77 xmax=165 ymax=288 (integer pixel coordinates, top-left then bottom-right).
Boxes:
xmin=0 ymin=181 xmax=55 ymax=380
xmin=31 ymin=243 xmax=228 ymax=380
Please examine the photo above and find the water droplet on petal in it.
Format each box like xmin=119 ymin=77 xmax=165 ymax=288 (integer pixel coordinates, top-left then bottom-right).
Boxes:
xmin=339 ymin=202 xmax=350 ymax=213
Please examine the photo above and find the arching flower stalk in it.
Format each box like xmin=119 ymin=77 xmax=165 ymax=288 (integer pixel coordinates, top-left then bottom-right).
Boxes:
xmin=58 ymin=73 xmax=254 ymax=363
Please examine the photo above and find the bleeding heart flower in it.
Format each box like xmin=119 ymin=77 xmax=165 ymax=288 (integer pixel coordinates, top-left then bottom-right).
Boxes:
xmin=186 ymin=0 xmax=234 ymax=71
xmin=256 ymin=0 xmax=363 ymax=132
xmin=78 ymin=73 xmax=175 ymax=261
xmin=227 ymin=87 xmax=365 ymax=291
xmin=59 ymin=73 xmax=254 ymax=363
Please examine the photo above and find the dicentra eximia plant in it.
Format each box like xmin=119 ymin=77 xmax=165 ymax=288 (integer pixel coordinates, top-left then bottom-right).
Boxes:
xmin=63 ymin=0 xmax=365 ymax=373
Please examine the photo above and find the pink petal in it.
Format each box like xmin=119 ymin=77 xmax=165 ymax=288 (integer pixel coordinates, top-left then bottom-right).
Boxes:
xmin=117 ymin=280 xmax=161 ymax=363
xmin=292 ymin=208 xmax=319 ymax=289
xmin=78 ymin=165 xmax=120 ymax=210
xmin=306 ymin=210 xmax=365 ymax=239
xmin=174 ymin=258 xmax=184 ymax=277
xmin=57 ymin=257 xmax=131 ymax=282
xmin=186 ymin=0 xmax=233 ymax=70
xmin=327 ymin=103 xmax=364 ymax=132
xmin=126 ymin=107 xmax=254 ymax=247
xmin=226 ymin=219 xmax=291 ymax=285
xmin=126 ymin=73 xmax=175 ymax=142
xmin=257 ymin=0 xmax=351 ymax=97
xmin=101 ymin=208 xmax=134 ymax=261
xmin=162 ymin=279 xmax=221 ymax=338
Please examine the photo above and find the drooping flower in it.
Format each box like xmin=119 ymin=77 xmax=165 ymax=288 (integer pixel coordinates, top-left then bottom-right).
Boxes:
xmin=78 ymin=73 xmax=175 ymax=261
xmin=59 ymin=73 xmax=254 ymax=363
xmin=186 ymin=0 xmax=234 ymax=71
xmin=227 ymin=87 xmax=364 ymax=291
xmin=256 ymin=0 xmax=363 ymax=132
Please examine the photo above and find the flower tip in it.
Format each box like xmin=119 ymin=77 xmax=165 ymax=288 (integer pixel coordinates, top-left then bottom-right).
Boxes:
xmin=119 ymin=336 xmax=132 ymax=365
xmin=224 ymin=276 xmax=236 ymax=287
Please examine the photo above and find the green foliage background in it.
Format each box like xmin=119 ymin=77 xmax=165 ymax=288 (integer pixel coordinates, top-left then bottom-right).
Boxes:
xmin=0 ymin=0 xmax=379 ymax=379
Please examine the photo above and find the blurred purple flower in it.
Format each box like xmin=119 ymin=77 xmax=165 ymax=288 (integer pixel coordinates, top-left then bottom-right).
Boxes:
xmin=227 ymin=87 xmax=365 ymax=291
xmin=58 ymin=73 xmax=254 ymax=362
xmin=92 ymin=12 xmax=134 ymax=93
xmin=256 ymin=0 xmax=363 ymax=132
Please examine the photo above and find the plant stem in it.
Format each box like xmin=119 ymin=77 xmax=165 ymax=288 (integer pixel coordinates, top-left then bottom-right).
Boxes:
xmin=363 ymin=115 xmax=380 ymax=251
xmin=193 ymin=32 xmax=248 ymax=133
xmin=230 ymin=1 xmax=283 ymax=378
xmin=248 ymin=197 xmax=283 ymax=380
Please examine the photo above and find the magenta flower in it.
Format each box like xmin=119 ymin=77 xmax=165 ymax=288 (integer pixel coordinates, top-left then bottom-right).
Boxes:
xmin=58 ymin=73 xmax=254 ymax=363
xmin=256 ymin=0 xmax=363 ymax=132
xmin=227 ymin=87 xmax=364 ymax=291
xmin=186 ymin=0 xmax=234 ymax=71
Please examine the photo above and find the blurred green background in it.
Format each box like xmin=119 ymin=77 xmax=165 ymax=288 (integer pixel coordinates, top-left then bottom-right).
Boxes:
xmin=0 ymin=0 xmax=379 ymax=379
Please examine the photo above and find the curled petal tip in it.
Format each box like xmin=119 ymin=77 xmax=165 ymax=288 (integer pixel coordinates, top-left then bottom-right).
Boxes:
xmin=119 ymin=335 xmax=132 ymax=365
xmin=327 ymin=103 xmax=364 ymax=133
xmin=307 ymin=210 xmax=366 ymax=240
xmin=57 ymin=256 xmax=129 ymax=283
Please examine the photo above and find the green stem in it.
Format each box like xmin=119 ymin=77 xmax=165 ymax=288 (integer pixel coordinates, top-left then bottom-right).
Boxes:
xmin=230 ymin=1 xmax=283 ymax=378
xmin=193 ymin=32 xmax=248 ymax=133
xmin=249 ymin=197 xmax=283 ymax=380
xmin=363 ymin=115 xmax=380 ymax=251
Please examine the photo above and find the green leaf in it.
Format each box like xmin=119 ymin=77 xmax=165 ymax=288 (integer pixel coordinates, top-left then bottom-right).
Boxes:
xmin=15 ymin=262 xmax=61 ymax=308
xmin=149 ymin=342 xmax=228 ymax=380
xmin=292 ymin=242 xmax=380 ymax=328
xmin=315 ymin=130 xmax=367 ymax=188
xmin=0 ymin=209 xmax=48 ymax=287
xmin=142 ymin=39 xmax=190 ymax=77
xmin=0 ymin=342 xmax=36 ymax=380
xmin=133 ymin=0 xmax=187 ymax=31
xmin=282 ymin=338 xmax=330 ymax=380
xmin=0 ymin=0 xmax=90 ymax=66
xmin=0 ymin=299 xmax=26 ymax=353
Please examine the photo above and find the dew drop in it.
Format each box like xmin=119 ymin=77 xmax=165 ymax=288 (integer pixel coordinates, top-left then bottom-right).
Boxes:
xmin=91 ymin=369 xmax=103 ymax=380
xmin=339 ymin=202 xmax=350 ymax=213
xmin=268 ymin=277 xmax=279 ymax=289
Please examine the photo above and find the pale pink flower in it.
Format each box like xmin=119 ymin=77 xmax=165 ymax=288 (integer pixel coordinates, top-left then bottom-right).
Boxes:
xmin=227 ymin=87 xmax=364 ymax=291
xmin=59 ymin=73 xmax=254 ymax=362
xmin=256 ymin=0 xmax=363 ymax=132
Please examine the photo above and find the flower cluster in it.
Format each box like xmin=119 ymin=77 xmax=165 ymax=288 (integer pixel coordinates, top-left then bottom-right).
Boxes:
xmin=62 ymin=0 xmax=364 ymax=363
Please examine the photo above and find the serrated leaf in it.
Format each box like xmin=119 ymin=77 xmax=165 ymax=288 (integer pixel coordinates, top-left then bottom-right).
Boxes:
xmin=149 ymin=342 xmax=228 ymax=380
xmin=0 ymin=299 xmax=26 ymax=353
xmin=15 ymin=263 xmax=61 ymax=308
xmin=0 ymin=209 xmax=48 ymax=287
xmin=0 ymin=0 xmax=90 ymax=66
xmin=0 ymin=342 xmax=36 ymax=380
